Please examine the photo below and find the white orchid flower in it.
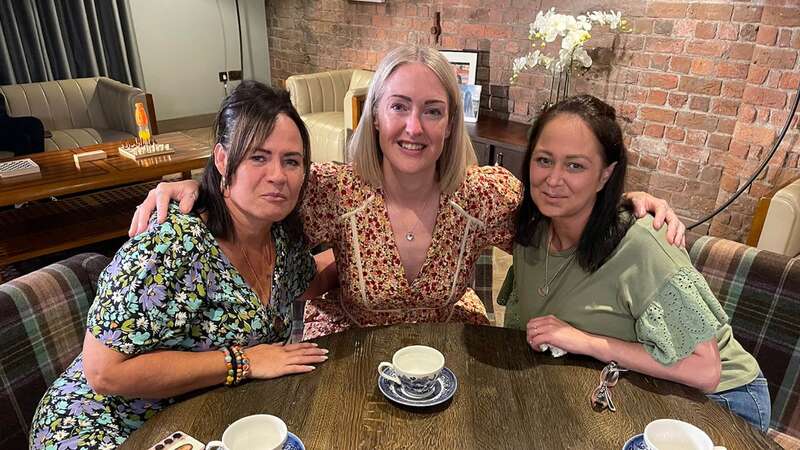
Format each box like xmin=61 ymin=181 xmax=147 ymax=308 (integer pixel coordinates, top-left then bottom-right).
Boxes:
xmin=511 ymin=8 xmax=628 ymax=81
xmin=513 ymin=56 xmax=530 ymax=74
xmin=573 ymin=47 xmax=593 ymax=68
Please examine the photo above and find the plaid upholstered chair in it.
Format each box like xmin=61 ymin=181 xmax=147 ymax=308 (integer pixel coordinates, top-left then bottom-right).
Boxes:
xmin=687 ymin=233 xmax=800 ymax=448
xmin=0 ymin=253 xmax=110 ymax=449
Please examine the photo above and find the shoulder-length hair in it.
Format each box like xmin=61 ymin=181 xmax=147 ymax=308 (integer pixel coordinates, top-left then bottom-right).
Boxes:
xmin=515 ymin=95 xmax=633 ymax=272
xmin=193 ymin=80 xmax=312 ymax=244
xmin=350 ymin=45 xmax=477 ymax=194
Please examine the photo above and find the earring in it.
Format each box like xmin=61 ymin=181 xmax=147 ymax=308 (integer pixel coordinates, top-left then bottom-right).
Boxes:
xmin=220 ymin=175 xmax=226 ymax=192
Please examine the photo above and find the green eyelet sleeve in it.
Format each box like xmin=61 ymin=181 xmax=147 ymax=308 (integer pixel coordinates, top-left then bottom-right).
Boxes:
xmin=635 ymin=266 xmax=729 ymax=365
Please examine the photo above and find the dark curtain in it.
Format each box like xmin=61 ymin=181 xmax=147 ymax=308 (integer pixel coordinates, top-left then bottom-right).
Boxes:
xmin=0 ymin=0 xmax=144 ymax=87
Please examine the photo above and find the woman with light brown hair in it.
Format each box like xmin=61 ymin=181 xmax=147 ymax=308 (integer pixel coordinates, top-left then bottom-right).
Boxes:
xmin=129 ymin=45 xmax=684 ymax=340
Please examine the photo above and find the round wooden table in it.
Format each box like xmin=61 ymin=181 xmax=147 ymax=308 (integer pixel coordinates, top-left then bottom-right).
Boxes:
xmin=121 ymin=324 xmax=777 ymax=449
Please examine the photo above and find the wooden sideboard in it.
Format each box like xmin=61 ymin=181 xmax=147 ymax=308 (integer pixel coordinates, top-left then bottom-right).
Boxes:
xmin=466 ymin=115 xmax=531 ymax=179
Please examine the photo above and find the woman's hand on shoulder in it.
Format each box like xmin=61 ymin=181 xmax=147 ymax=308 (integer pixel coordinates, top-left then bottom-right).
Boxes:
xmin=526 ymin=315 xmax=597 ymax=357
xmin=129 ymin=180 xmax=201 ymax=237
xmin=247 ymin=342 xmax=329 ymax=379
xmin=624 ymin=191 xmax=687 ymax=248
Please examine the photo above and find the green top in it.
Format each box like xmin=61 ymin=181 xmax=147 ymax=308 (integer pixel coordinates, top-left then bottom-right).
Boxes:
xmin=499 ymin=214 xmax=760 ymax=393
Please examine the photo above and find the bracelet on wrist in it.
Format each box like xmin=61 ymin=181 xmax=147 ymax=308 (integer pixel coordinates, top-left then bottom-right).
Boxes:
xmin=220 ymin=346 xmax=237 ymax=386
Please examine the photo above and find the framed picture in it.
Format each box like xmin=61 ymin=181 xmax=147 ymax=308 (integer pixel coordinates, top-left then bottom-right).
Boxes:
xmin=459 ymin=84 xmax=482 ymax=122
xmin=440 ymin=50 xmax=478 ymax=85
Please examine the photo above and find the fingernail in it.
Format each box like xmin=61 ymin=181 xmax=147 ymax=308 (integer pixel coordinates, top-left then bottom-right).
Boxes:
xmin=322 ymin=349 xmax=329 ymax=354
xmin=322 ymin=355 xmax=328 ymax=360
xmin=311 ymin=343 xmax=318 ymax=347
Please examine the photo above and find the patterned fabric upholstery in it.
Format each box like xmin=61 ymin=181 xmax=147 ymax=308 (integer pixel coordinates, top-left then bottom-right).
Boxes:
xmin=472 ymin=248 xmax=494 ymax=315
xmin=687 ymin=233 xmax=800 ymax=446
xmin=0 ymin=253 xmax=109 ymax=449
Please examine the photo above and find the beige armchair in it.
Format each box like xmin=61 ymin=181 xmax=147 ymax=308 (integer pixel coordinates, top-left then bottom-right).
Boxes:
xmin=0 ymin=77 xmax=152 ymax=151
xmin=285 ymin=69 xmax=373 ymax=163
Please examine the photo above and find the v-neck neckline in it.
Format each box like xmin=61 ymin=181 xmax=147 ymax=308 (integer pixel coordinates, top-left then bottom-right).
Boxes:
xmin=211 ymin=225 xmax=280 ymax=311
xmin=377 ymin=188 xmax=446 ymax=289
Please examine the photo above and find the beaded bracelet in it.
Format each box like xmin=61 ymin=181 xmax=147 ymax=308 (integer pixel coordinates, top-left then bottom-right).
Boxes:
xmin=230 ymin=345 xmax=251 ymax=383
xmin=220 ymin=346 xmax=237 ymax=386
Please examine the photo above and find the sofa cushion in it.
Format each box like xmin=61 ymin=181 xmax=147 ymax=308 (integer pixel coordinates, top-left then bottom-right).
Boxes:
xmin=303 ymin=112 xmax=347 ymax=163
xmin=350 ymin=69 xmax=374 ymax=91
xmin=1 ymin=77 xmax=146 ymax=153
xmin=45 ymin=128 xmax=136 ymax=151
xmin=0 ymin=253 xmax=110 ymax=449
xmin=687 ymin=234 xmax=800 ymax=440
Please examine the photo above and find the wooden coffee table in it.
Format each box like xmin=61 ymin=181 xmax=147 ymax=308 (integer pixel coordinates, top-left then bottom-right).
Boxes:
xmin=121 ymin=324 xmax=778 ymax=449
xmin=0 ymin=132 xmax=211 ymax=265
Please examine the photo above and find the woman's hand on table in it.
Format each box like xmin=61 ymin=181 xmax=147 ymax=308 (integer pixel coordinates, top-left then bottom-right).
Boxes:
xmin=624 ymin=191 xmax=686 ymax=248
xmin=247 ymin=342 xmax=329 ymax=379
xmin=129 ymin=180 xmax=201 ymax=237
xmin=526 ymin=315 xmax=596 ymax=356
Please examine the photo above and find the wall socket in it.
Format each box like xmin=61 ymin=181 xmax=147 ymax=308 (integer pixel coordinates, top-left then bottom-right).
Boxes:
xmin=218 ymin=71 xmax=242 ymax=83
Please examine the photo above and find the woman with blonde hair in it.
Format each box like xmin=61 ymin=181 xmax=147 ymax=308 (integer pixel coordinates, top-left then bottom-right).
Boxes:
xmin=129 ymin=45 xmax=683 ymax=339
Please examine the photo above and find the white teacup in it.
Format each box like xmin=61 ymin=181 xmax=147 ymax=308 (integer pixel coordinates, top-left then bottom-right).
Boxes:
xmin=378 ymin=345 xmax=445 ymax=398
xmin=206 ymin=414 xmax=287 ymax=450
xmin=644 ymin=419 xmax=726 ymax=450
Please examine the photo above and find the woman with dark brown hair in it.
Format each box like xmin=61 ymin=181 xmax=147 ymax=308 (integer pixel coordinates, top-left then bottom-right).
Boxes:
xmin=501 ymin=95 xmax=768 ymax=431
xmin=29 ymin=81 xmax=328 ymax=449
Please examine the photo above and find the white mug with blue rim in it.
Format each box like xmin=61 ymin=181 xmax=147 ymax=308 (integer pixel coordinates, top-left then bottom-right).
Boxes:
xmin=206 ymin=414 xmax=287 ymax=450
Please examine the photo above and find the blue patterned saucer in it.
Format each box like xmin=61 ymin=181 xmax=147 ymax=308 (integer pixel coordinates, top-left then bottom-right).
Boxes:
xmin=622 ymin=434 xmax=648 ymax=450
xmin=378 ymin=367 xmax=457 ymax=407
xmin=283 ymin=431 xmax=304 ymax=450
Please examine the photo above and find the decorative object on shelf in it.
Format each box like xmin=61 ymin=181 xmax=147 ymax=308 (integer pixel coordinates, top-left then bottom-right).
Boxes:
xmin=441 ymin=50 xmax=478 ymax=85
xmin=460 ymin=84 xmax=482 ymax=123
xmin=511 ymin=8 xmax=630 ymax=105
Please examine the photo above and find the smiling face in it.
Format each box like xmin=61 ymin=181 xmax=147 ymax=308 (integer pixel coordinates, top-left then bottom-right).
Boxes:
xmin=215 ymin=113 xmax=305 ymax=225
xmin=374 ymin=62 xmax=451 ymax=181
xmin=529 ymin=113 xmax=616 ymax=224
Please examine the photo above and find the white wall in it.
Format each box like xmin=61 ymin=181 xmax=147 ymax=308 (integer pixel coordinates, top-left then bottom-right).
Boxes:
xmin=129 ymin=0 xmax=270 ymax=121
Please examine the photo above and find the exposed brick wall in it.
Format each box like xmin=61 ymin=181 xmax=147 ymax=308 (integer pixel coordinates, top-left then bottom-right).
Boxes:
xmin=267 ymin=0 xmax=800 ymax=243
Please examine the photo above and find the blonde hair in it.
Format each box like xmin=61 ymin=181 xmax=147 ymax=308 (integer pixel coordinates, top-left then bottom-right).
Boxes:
xmin=350 ymin=45 xmax=477 ymax=194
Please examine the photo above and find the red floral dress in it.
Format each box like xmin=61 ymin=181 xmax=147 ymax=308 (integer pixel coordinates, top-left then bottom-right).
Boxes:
xmin=300 ymin=163 xmax=522 ymax=339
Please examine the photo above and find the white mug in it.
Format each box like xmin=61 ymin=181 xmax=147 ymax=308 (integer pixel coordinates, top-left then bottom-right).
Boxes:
xmin=206 ymin=414 xmax=287 ymax=450
xmin=644 ymin=419 xmax=727 ymax=450
xmin=378 ymin=345 xmax=444 ymax=398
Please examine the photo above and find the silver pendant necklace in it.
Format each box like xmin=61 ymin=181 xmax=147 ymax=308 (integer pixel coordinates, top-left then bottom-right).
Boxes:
xmin=538 ymin=228 xmax=577 ymax=297
xmin=385 ymin=187 xmax=438 ymax=242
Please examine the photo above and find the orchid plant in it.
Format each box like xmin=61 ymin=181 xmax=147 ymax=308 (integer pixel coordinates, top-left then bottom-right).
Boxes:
xmin=511 ymin=8 xmax=631 ymax=83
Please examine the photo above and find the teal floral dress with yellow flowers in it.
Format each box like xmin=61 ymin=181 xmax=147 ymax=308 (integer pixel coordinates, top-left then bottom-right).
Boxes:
xmin=29 ymin=205 xmax=315 ymax=450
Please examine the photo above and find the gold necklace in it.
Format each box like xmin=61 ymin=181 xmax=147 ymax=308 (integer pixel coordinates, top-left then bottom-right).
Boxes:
xmin=538 ymin=228 xmax=577 ymax=297
xmin=384 ymin=187 xmax=439 ymax=242
xmin=240 ymin=238 xmax=274 ymax=304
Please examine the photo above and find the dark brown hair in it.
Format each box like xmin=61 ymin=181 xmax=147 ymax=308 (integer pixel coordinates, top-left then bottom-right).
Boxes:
xmin=515 ymin=95 xmax=633 ymax=272
xmin=193 ymin=80 xmax=311 ymax=245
